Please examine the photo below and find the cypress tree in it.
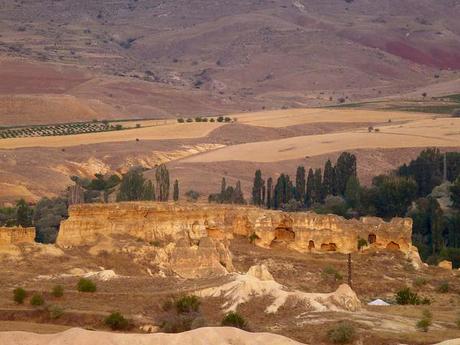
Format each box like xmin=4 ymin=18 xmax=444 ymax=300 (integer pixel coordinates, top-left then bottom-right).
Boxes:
xmin=305 ymin=169 xmax=314 ymax=206
xmin=233 ymin=180 xmax=245 ymax=204
xmin=155 ymin=164 xmax=170 ymax=201
xmin=266 ymin=177 xmax=273 ymax=209
xmin=295 ymin=166 xmax=306 ymax=202
xmin=344 ymin=175 xmax=361 ymax=209
xmin=221 ymin=177 xmax=227 ymax=195
xmin=117 ymin=168 xmax=146 ymax=201
xmin=273 ymin=174 xmax=286 ymax=209
xmin=335 ymin=152 xmax=357 ymax=196
xmin=252 ymin=169 xmax=265 ymax=206
xmin=143 ymin=180 xmax=156 ymax=201
xmin=323 ymin=159 xmax=335 ymax=197
xmin=173 ymin=179 xmax=179 ymax=201
xmin=313 ymin=168 xmax=323 ymax=203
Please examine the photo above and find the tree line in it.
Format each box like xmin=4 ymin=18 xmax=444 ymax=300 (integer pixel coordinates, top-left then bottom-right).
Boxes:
xmin=249 ymin=148 xmax=460 ymax=266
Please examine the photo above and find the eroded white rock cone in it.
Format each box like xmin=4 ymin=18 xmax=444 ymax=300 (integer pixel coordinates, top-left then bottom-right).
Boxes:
xmin=0 ymin=327 xmax=306 ymax=345
xmin=197 ymin=264 xmax=361 ymax=313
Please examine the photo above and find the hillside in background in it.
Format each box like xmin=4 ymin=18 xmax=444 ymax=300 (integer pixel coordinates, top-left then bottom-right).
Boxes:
xmin=0 ymin=0 xmax=460 ymax=125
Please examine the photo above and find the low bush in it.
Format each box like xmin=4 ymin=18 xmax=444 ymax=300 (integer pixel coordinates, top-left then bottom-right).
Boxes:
xmin=437 ymin=282 xmax=449 ymax=293
xmin=30 ymin=293 xmax=45 ymax=306
xmin=52 ymin=285 xmax=64 ymax=297
xmin=413 ymin=277 xmax=428 ymax=288
xmin=249 ymin=233 xmax=259 ymax=244
xmin=161 ymin=314 xmax=197 ymax=333
xmin=327 ymin=322 xmax=355 ymax=344
xmin=77 ymin=278 xmax=97 ymax=293
xmin=322 ymin=266 xmax=343 ymax=281
xmin=395 ymin=287 xmax=423 ymax=305
xmin=175 ymin=295 xmax=200 ymax=314
xmin=416 ymin=309 xmax=432 ymax=332
xmin=357 ymin=238 xmax=367 ymax=250
xmin=221 ymin=312 xmax=247 ymax=330
xmin=105 ymin=312 xmax=130 ymax=330
xmin=13 ymin=287 xmax=26 ymax=304
xmin=48 ymin=305 xmax=64 ymax=319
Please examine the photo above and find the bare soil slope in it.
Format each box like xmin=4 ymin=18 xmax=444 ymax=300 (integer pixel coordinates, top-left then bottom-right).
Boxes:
xmin=1 ymin=1 xmax=460 ymax=125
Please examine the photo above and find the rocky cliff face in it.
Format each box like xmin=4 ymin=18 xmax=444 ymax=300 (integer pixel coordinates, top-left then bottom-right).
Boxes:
xmin=0 ymin=226 xmax=36 ymax=246
xmin=57 ymin=202 xmax=413 ymax=254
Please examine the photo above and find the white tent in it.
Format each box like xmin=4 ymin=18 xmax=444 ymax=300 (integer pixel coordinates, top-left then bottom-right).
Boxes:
xmin=368 ymin=299 xmax=390 ymax=306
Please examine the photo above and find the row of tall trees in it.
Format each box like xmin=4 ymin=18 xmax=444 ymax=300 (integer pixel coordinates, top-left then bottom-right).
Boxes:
xmin=117 ymin=165 xmax=179 ymax=202
xmin=251 ymin=152 xmax=357 ymax=210
xmin=209 ymin=178 xmax=246 ymax=204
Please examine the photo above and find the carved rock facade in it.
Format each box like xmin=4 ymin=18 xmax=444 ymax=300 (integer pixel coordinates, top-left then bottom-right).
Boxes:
xmin=57 ymin=202 xmax=413 ymax=254
xmin=0 ymin=226 xmax=36 ymax=246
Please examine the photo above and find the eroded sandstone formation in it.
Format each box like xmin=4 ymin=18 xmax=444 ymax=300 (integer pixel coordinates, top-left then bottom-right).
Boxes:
xmin=0 ymin=226 xmax=36 ymax=246
xmin=57 ymin=202 xmax=413 ymax=254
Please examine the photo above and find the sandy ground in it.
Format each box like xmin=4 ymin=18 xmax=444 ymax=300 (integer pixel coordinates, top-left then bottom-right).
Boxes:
xmin=0 ymin=327 xmax=305 ymax=345
xmin=0 ymin=122 xmax=223 ymax=149
xmin=183 ymin=118 xmax=460 ymax=163
xmin=232 ymin=108 xmax=432 ymax=128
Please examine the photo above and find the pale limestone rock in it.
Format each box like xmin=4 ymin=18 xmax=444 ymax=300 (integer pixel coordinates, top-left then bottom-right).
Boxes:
xmin=0 ymin=227 xmax=35 ymax=246
xmin=438 ymin=260 xmax=453 ymax=270
xmin=57 ymin=202 xmax=414 ymax=255
xmin=197 ymin=265 xmax=361 ymax=313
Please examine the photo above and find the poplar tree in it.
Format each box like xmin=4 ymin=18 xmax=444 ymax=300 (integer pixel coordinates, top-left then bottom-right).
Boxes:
xmin=143 ymin=180 xmax=156 ymax=201
xmin=252 ymin=169 xmax=265 ymax=206
xmin=266 ymin=177 xmax=273 ymax=209
xmin=155 ymin=164 xmax=170 ymax=201
xmin=323 ymin=159 xmax=335 ymax=196
xmin=305 ymin=169 xmax=314 ymax=206
xmin=173 ymin=179 xmax=179 ymax=201
xmin=313 ymin=168 xmax=323 ymax=203
xmin=295 ymin=166 xmax=306 ymax=202
xmin=335 ymin=152 xmax=357 ymax=196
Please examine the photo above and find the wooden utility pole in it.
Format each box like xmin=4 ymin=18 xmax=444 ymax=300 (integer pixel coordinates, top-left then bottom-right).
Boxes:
xmin=347 ymin=253 xmax=353 ymax=289
xmin=444 ymin=152 xmax=448 ymax=182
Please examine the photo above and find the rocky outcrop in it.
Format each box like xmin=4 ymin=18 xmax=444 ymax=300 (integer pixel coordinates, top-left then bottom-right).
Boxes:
xmin=0 ymin=226 xmax=36 ymax=246
xmin=197 ymin=264 xmax=361 ymax=313
xmin=57 ymin=202 xmax=413 ymax=254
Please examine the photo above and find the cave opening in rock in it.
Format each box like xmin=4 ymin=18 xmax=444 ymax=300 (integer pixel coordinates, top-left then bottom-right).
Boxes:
xmin=308 ymin=240 xmax=315 ymax=250
xmin=274 ymin=227 xmax=295 ymax=242
xmin=386 ymin=241 xmax=400 ymax=250
xmin=368 ymin=233 xmax=376 ymax=244
xmin=321 ymin=243 xmax=337 ymax=252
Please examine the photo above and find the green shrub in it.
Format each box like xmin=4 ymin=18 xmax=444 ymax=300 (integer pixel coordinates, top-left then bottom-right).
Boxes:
xmin=161 ymin=314 xmax=196 ymax=333
xmin=322 ymin=266 xmax=343 ymax=281
xmin=416 ymin=309 xmax=432 ymax=332
xmin=52 ymin=285 xmax=64 ymax=297
xmin=48 ymin=305 xmax=64 ymax=319
xmin=437 ymin=282 xmax=449 ymax=293
xmin=177 ymin=118 xmax=185 ymax=123
xmin=105 ymin=312 xmax=130 ymax=330
xmin=77 ymin=278 xmax=97 ymax=292
xmin=413 ymin=277 xmax=428 ymax=288
xmin=327 ymin=322 xmax=355 ymax=344
xmin=221 ymin=312 xmax=247 ymax=330
xmin=13 ymin=287 xmax=26 ymax=304
xmin=357 ymin=238 xmax=367 ymax=250
xmin=175 ymin=295 xmax=200 ymax=314
xmin=30 ymin=293 xmax=45 ymax=306
xmin=249 ymin=233 xmax=259 ymax=244
xmin=395 ymin=287 xmax=421 ymax=305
